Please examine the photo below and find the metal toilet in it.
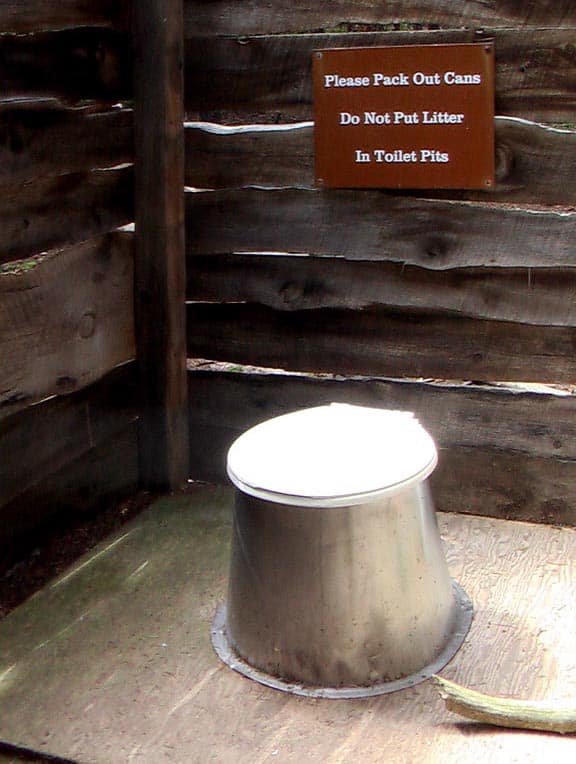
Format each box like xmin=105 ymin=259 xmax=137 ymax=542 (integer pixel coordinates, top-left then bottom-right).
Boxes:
xmin=211 ymin=404 xmax=472 ymax=698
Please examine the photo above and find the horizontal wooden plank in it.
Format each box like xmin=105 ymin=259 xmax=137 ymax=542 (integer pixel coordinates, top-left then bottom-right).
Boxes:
xmin=0 ymin=28 xmax=131 ymax=104
xmin=187 ymin=368 xmax=576 ymax=459
xmin=191 ymin=419 xmax=576 ymax=524
xmin=184 ymin=121 xmax=313 ymax=189
xmin=187 ymin=254 xmax=576 ymax=327
xmin=187 ymin=302 xmax=576 ymax=384
xmin=187 ymin=368 xmax=576 ymax=524
xmin=185 ymin=118 xmax=576 ymax=205
xmin=0 ymin=364 xmax=139 ymax=511
xmin=0 ymin=233 xmax=135 ymax=420
xmin=432 ymin=444 xmax=576 ymax=526
xmin=184 ymin=0 xmax=576 ymax=36
xmin=0 ymin=425 xmax=138 ymax=547
xmin=0 ymin=1 xmax=130 ymax=33
xmin=0 ymin=106 xmax=133 ymax=186
xmin=185 ymin=29 xmax=576 ymax=122
xmin=186 ymin=189 xmax=576 ymax=270
xmin=0 ymin=167 xmax=133 ymax=264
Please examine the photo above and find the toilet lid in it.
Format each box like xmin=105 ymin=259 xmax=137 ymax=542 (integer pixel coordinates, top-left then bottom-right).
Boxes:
xmin=226 ymin=403 xmax=438 ymax=507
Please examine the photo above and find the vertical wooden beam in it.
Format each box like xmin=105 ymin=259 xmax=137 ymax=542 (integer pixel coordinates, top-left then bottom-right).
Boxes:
xmin=133 ymin=0 xmax=189 ymax=490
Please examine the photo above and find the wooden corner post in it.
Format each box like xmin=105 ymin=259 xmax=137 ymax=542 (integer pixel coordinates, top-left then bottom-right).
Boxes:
xmin=133 ymin=0 xmax=189 ymax=490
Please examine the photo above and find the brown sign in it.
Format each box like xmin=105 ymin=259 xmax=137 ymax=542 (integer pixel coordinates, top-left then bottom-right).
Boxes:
xmin=313 ymin=43 xmax=495 ymax=189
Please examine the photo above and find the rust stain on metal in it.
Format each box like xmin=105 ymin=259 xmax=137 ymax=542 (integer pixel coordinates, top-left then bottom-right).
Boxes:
xmin=313 ymin=43 xmax=495 ymax=189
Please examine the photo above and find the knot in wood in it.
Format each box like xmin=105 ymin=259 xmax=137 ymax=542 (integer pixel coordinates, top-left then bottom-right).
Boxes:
xmin=78 ymin=311 xmax=96 ymax=339
xmin=562 ymin=42 xmax=576 ymax=60
xmin=423 ymin=236 xmax=449 ymax=260
xmin=495 ymin=142 xmax=514 ymax=182
xmin=279 ymin=281 xmax=302 ymax=306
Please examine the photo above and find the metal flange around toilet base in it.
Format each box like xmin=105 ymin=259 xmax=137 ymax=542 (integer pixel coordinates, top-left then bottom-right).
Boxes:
xmin=211 ymin=581 xmax=473 ymax=700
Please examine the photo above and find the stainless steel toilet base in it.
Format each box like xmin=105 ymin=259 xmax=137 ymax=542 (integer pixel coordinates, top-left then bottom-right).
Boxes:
xmin=211 ymin=581 xmax=473 ymax=699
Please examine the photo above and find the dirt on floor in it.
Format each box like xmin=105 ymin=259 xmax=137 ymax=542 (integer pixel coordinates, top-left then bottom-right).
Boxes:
xmin=0 ymin=491 xmax=156 ymax=620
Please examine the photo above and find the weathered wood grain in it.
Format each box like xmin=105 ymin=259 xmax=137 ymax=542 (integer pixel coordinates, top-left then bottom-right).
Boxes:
xmin=0 ymin=28 xmax=131 ymax=104
xmin=186 ymin=189 xmax=575 ymax=270
xmin=433 ymin=446 xmax=576 ymax=526
xmin=491 ymin=118 xmax=576 ymax=203
xmin=187 ymin=302 xmax=576 ymax=384
xmin=187 ymin=368 xmax=576 ymax=460
xmin=0 ymin=167 xmax=133 ymax=264
xmin=184 ymin=119 xmax=576 ymax=205
xmin=0 ymin=364 xmax=139 ymax=511
xmin=184 ymin=0 xmax=576 ymax=36
xmin=187 ymin=368 xmax=576 ymax=524
xmin=0 ymin=425 xmax=138 ymax=547
xmin=187 ymin=254 xmax=576 ymax=327
xmin=185 ymin=29 xmax=576 ymax=122
xmin=0 ymin=106 xmax=133 ymax=186
xmin=0 ymin=233 xmax=135 ymax=420
xmin=133 ymin=0 xmax=190 ymax=490
xmin=184 ymin=121 xmax=313 ymax=189
xmin=0 ymin=1 xmax=130 ymax=33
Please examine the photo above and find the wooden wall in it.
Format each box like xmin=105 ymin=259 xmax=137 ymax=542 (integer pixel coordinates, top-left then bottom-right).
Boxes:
xmin=1 ymin=1 xmax=576 ymax=540
xmin=0 ymin=2 xmax=136 ymax=544
xmin=183 ymin=1 xmax=576 ymax=524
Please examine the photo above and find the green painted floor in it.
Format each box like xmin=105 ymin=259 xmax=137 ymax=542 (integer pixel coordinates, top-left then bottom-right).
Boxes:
xmin=1 ymin=485 xmax=576 ymax=763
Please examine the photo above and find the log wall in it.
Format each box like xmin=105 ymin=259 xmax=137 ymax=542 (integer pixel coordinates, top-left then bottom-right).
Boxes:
xmin=2 ymin=1 xmax=576 ymax=538
xmin=0 ymin=3 xmax=136 ymax=543
xmin=183 ymin=0 xmax=576 ymax=524
xmin=188 ymin=369 xmax=576 ymax=525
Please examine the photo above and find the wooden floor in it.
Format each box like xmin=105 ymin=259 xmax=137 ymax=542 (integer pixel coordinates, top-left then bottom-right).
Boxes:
xmin=0 ymin=485 xmax=576 ymax=763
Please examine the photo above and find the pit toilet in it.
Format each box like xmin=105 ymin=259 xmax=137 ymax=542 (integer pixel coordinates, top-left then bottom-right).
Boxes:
xmin=211 ymin=404 xmax=472 ymax=698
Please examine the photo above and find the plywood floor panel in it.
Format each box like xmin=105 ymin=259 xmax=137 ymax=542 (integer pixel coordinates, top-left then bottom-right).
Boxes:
xmin=0 ymin=486 xmax=575 ymax=763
